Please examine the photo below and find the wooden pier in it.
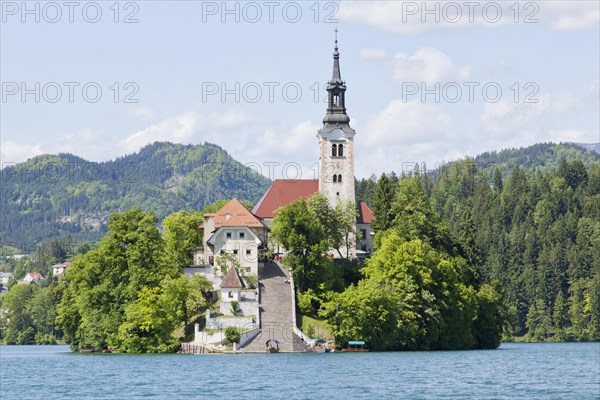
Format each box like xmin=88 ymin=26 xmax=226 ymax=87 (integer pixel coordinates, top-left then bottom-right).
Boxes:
xmin=180 ymin=343 xmax=214 ymax=354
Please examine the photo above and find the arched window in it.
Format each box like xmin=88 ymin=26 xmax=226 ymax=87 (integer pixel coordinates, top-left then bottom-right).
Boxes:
xmin=333 ymin=95 xmax=339 ymax=106
xmin=331 ymin=144 xmax=337 ymax=157
xmin=338 ymin=144 xmax=344 ymax=157
xmin=228 ymin=291 xmax=233 ymax=298
xmin=333 ymin=174 xmax=337 ymax=183
xmin=338 ymin=174 xmax=342 ymax=183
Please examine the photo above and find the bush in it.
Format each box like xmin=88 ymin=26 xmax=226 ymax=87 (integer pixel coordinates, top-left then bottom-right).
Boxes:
xmin=230 ymin=300 xmax=241 ymax=316
xmin=224 ymin=327 xmax=241 ymax=344
xmin=244 ymin=275 xmax=258 ymax=289
xmin=297 ymin=289 xmax=321 ymax=316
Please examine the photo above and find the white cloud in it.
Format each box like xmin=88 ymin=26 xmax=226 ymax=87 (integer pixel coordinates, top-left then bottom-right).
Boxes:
xmin=365 ymin=99 xmax=453 ymax=146
xmin=353 ymin=99 xmax=458 ymax=176
xmin=543 ymin=2 xmax=600 ymax=30
xmin=128 ymin=106 xmax=157 ymax=121
xmin=118 ymin=108 xmax=255 ymax=156
xmin=119 ymin=112 xmax=200 ymax=154
xmin=242 ymin=121 xmax=320 ymax=180
xmin=338 ymin=1 xmax=599 ymax=34
xmin=359 ymin=48 xmax=386 ymax=60
xmin=393 ymin=47 xmax=470 ymax=83
xmin=0 ymin=141 xmax=44 ymax=166
xmin=590 ymin=80 xmax=600 ymax=95
xmin=480 ymin=92 xmax=581 ymax=137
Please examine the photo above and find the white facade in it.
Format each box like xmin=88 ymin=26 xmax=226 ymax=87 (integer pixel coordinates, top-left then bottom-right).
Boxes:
xmin=318 ymin=127 xmax=356 ymax=209
xmin=0 ymin=272 xmax=13 ymax=285
xmin=357 ymin=224 xmax=374 ymax=255
xmin=209 ymin=227 xmax=262 ymax=276
xmin=51 ymin=262 xmax=70 ymax=276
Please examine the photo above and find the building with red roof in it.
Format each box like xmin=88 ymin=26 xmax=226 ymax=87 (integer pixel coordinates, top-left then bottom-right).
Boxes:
xmin=197 ymin=198 xmax=267 ymax=278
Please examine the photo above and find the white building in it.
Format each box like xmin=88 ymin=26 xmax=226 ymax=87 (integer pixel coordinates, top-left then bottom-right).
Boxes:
xmin=251 ymin=38 xmax=374 ymax=260
xmin=0 ymin=272 xmax=14 ymax=285
xmin=52 ymin=262 xmax=71 ymax=276
xmin=197 ymin=198 xmax=268 ymax=278
xmin=23 ymin=272 xmax=43 ymax=284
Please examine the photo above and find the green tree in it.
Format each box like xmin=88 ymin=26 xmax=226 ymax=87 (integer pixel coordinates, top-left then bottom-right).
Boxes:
xmin=57 ymin=209 xmax=177 ymax=351
xmin=371 ymin=173 xmax=396 ymax=232
xmin=2 ymin=284 xmax=38 ymax=344
xmin=163 ymin=210 xmax=203 ymax=269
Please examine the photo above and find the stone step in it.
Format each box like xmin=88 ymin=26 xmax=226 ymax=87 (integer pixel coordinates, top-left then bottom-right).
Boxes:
xmin=238 ymin=262 xmax=304 ymax=353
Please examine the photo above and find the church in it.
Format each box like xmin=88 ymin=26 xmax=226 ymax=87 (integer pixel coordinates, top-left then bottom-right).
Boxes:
xmin=187 ymin=38 xmax=374 ymax=329
xmin=252 ymin=36 xmax=374 ymax=258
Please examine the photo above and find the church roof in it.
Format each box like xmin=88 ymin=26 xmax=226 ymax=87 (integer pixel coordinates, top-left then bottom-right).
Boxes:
xmin=252 ymin=179 xmax=319 ymax=219
xmin=221 ymin=267 xmax=244 ymax=289
xmin=357 ymin=201 xmax=375 ymax=224
xmin=207 ymin=198 xmax=265 ymax=229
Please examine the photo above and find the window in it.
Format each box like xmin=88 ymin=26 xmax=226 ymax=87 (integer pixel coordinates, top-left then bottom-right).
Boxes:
xmin=226 ymin=232 xmax=232 ymax=238
xmin=228 ymin=291 xmax=233 ymax=298
xmin=361 ymin=229 xmax=367 ymax=240
xmin=336 ymin=192 xmax=339 ymax=196
xmin=246 ymin=267 xmax=251 ymax=273
xmin=246 ymin=249 xmax=252 ymax=255
xmin=338 ymin=144 xmax=344 ymax=157
xmin=239 ymin=232 xmax=245 ymax=239
xmin=233 ymin=249 xmax=238 ymax=255
xmin=333 ymin=174 xmax=337 ymax=183
xmin=334 ymin=94 xmax=340 ymax=106
xmin=331 ymin=144 xmax=337 ymax=157
xmin=338 ymin=174 xmax=342 ymax=183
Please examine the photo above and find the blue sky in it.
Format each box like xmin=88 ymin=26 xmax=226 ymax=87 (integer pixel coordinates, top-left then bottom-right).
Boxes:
xmin=1 ymin=0 xmax=599 ymax=179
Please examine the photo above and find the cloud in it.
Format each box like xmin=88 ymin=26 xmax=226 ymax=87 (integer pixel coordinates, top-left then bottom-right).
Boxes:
xmin=359 ymin=48 xmax=386 ymax=60
xmin=242 ymin=121 xmax=320 ymax=179
xmin=352 ymin=99 xmax=459 ymax=176
xmin=480 ymin=93 xmax=581 ymax=137
xmin=365 ymin=99 xmax=453 ymax=146
xmin=128 ymin=106 xmax=157 ymax=121
xmin=119 ymin=112 xmax=200 ymax=154
xmin=118 ymin=108 xmax=255 ymax=156
xmin=543 ymin=2 xmax=600 ymax=30
xmin=393 ymin=47 xmax=470 ymax=83
xmin=338 ymin=1 xmax=599 ymax=34
xmin=0 ymin=141 xmax=44 ymax=166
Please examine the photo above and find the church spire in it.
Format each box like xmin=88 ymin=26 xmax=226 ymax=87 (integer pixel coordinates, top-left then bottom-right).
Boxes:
xmin=331 ymin=28 xmax=342 ymax=83
xmin=323 ymin=29 xmax=350 ymax=126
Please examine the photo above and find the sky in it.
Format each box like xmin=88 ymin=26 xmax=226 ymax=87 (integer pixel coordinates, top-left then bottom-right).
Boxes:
xmin=1 ymin=0 xmax=599 ymax=179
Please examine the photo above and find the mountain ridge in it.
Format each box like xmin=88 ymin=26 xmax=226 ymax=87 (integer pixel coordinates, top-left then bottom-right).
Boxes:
xmin=2 ymin=141 xmax=599 ymax=252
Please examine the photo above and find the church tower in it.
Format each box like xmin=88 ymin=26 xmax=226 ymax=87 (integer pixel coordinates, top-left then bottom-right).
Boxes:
xmin=318 ymin=35 xmax=356 ymax=210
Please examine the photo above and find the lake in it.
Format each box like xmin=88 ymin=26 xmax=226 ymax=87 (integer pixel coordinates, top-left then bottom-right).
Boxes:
xmin=1 ymin=343 xmax=599 ymax=399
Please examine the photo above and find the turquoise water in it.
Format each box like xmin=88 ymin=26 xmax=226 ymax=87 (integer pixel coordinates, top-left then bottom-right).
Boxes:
xmin=1 ymin=343 xmax=599 ymax=399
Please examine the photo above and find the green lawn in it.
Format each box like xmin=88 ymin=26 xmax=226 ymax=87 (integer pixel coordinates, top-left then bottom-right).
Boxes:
xmin=297 ymin=313 xmax=333 ymax=340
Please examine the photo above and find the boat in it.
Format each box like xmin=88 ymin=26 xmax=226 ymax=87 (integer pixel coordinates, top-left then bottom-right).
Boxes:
xmin=341 ymin=340 xmax=369 ymax=352
xmin=265 ymin=339 xmax=280 ymax=353
xmin=305 ymin=348 xmax=328 ymax=353
xmin=79 ymin=348 xmax=95 ymax=353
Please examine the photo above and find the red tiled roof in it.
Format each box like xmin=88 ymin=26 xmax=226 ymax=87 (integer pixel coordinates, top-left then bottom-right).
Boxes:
xmin=221 ymin=267 xmax=244 ymax=288
xmin=357 ymin=201 xmax=375 ymax=224
xmin=52 ymin=262 xmax=71 ymax=268
xmin=212 ymin=198 xmax=265 ymax=229
xmin=252 ymin=179 xmax=319 ymax=219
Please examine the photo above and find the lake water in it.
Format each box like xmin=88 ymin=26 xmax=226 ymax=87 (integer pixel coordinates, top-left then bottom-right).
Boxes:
xmin=1 ymin=343 xmax=599 ymax=399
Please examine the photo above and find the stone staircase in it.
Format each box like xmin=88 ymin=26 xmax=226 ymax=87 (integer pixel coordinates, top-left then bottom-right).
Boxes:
xmin=238 ymin=262 xmax=304 ymax=353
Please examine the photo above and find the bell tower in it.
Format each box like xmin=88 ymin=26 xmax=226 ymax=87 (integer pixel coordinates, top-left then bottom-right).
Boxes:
xmin=318 ymin=32 xmax=356 ymax=210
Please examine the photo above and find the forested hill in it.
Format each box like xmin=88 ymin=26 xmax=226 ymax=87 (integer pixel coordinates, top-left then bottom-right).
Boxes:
xmin=1 ymin=142 xmax=271 ymax=251
xmin=474 ymin=143 xmax=600 ymax=178
xmin=356 ymin=142 xmax=600 ymax=207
